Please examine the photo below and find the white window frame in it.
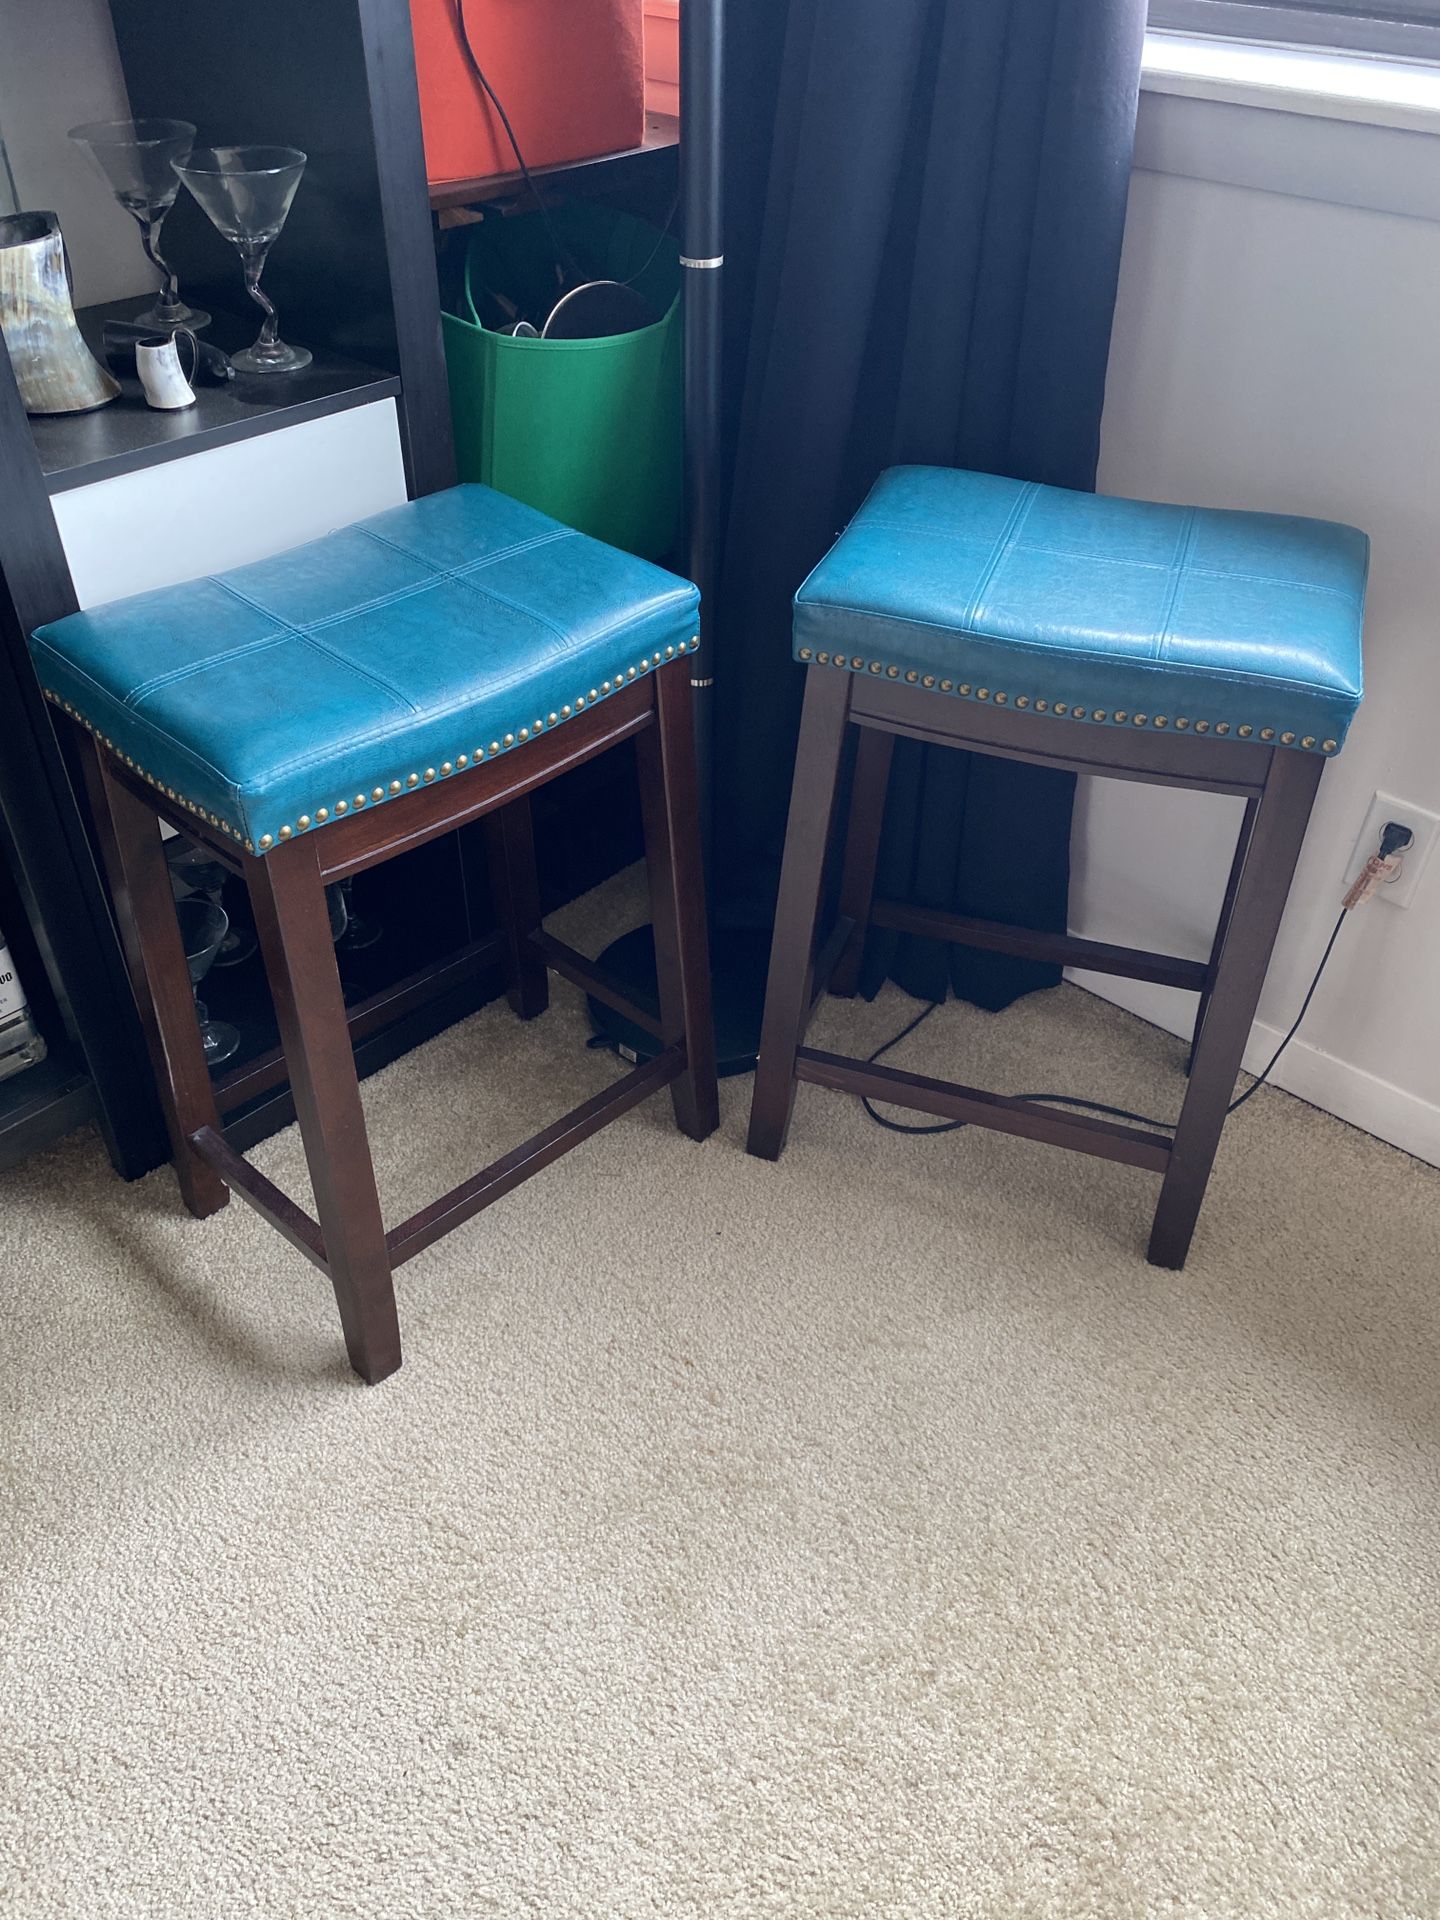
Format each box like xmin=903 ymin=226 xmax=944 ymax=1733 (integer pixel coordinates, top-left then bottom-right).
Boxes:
xmin=1149 ymin=2 xmax=1440 ymax=61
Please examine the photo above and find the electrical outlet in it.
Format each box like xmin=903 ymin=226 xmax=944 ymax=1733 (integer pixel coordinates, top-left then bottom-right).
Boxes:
xmin=1343 ymin=791 xmax=1440 ymax=910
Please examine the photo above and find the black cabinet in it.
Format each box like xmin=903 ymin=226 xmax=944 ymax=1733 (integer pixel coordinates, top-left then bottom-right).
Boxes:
xmin=0 ymin=0 xmax=669 ymax=1176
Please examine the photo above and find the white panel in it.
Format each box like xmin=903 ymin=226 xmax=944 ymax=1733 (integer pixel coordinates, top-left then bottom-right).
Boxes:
xmin=50 ymin=399 xmax=409 ymax=607
xmin=1090 ymin=147 xmax=1440 ymax=1162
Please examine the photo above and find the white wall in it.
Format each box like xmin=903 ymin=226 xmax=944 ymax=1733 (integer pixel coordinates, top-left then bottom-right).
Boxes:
xmin=0 ymin=0 xmax=151 ymax=304
xmin=1078 ymin=71 xmax=1440 ymax=1165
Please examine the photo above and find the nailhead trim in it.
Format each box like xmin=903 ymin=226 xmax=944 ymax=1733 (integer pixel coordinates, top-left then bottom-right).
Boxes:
xmin=42 ymin=640 xmax=699 ymax=855
xmin=790 ymin=655 xmax=1344 ymax=760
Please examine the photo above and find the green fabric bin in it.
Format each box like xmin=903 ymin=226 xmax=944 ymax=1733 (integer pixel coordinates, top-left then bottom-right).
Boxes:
xmin=442 ymin=205 xmax=682 ymax=562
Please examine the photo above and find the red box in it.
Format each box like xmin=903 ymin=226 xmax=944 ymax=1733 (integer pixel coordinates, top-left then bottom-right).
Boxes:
xmin=411 ymin=0 xmax=646 ymax=188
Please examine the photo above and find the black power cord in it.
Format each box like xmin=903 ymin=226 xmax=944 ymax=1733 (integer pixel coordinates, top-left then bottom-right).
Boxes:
xmin=859 ymin=881 xmax=1376 ymax=1140
xmin=449 ymin=0 xmax=583 ymax=284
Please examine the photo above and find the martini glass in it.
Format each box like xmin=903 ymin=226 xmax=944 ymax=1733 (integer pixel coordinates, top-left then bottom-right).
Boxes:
xmin=68 ymin=118 xmax=209 ymax=332
xmin=175 ymin=897 xmax=241 ymax=1069
xmin=172 ymin=145 xmax=310 ymax=374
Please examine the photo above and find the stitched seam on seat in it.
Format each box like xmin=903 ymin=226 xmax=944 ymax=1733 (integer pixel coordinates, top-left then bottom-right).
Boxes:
xmin=355 ymin=524 xmax=576 ymax=644
xmin=124 ymin=628 xmax=298 ymax=704
xmin=1154 ymin=508 xmax=1199 ymax=664
xmin=796 ymin=604 xmax=1360 ymax=698
xmin=963 ymin=484 xmax=1039 ymax=631
xmin=34 ymin=649 xmax=248 ymax=795
xmin=211 ymin=578 xmax=424 ymax=712
xmin=316 ymin=526 xmax=578 ymax=632
xmin=853 ymin=517 xmax=1364 ymax=601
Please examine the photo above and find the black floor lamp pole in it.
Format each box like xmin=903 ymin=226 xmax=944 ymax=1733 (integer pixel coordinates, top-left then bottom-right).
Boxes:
xmin=591 ymin=0 xmax=771 ymax=1074
xmin=680 ymin=0 xmax=724 ymax=850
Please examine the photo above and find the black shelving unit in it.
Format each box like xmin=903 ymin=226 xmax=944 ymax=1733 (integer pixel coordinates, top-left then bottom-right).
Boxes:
xmin=0 ymin=0 xmax=684 ymax=1177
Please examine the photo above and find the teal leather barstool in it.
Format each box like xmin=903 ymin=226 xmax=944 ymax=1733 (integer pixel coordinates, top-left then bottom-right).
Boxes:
xmin=32 ymin=485 xmax=719 ymax=1382
xmin=748 ymin=466 xmax=1367 ymax=1266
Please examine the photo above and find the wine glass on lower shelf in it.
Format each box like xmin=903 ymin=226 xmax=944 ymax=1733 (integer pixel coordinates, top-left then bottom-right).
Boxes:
xmin=67 ymin=118 xmax=210 ymax=332
xmin=175 ymin=897 xmax=241 ymax=1070
xmin=172 ymin=145 xmax=311 ymax=374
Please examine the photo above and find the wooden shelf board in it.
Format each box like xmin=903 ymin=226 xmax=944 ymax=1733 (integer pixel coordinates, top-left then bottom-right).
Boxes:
xmin=0 ymin=1039 xmax=94 ymax=1172
xmin=429 ymin=113 xmax=679 ymax=214
xmin=30 ymin=298 xmax=401 ymax=497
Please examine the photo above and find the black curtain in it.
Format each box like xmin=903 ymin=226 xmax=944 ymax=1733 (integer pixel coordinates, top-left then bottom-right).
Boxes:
xmin=714 ymin=0 xmax=1146 ymax=1010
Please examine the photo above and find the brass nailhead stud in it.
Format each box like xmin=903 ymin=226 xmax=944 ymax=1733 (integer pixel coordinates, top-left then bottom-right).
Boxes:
xmin=408 ymin=773 xmax=420 ymax=787
xmin=259 ymin=834 xmax=274 ymax=850
xmin=959 ymin=684 xmax=972 ymax=696
xmin=335 ymin=800 xmax=348 ymax=814
xmin=456 ymin=757 xmax=468 ymax=771
xmin=941 ymin=680 xmax=954 ymax=692
xmin=423 ymin=768 xmax=436 ymax=782
xmin=491 ymin=741 xmax=502 ymax=754
xmin=1035 ymin=699 xmax=1048 ymax=712
xmin=1280 ymin=732 xmax=1295 ymax=746
xmin=372 ymin=787 xmax=384 ymax=801
xmin=906 ymin=671 xmax=920 ymax=684
xmin=316 ymin=808 xmax=329 ymax=822
xmin=1323 ymin=739 xmax=1338 ymax=753
xmin=1133 ymin=714 xmax=1147 ymax=726
xmin=1154 ymin=716 xmax=1169 ymax=729
xmin=590 ymin=688 xmax=600 ymax=701
xmin=503 ymin=735 xmax=515 ymax=748
xmin=354 ymin=795 xmax=366 ymax=808
xmin=519 ymin=729 xmax=530 ymax=742
xmin=1114 ymin=711 xmax=1128 ymax=724
xmin=1195 ymin=721 xmax=1209 ymax=733
xmin=1260 ymin=728 xmax=1275 ymax=742
xmin=994 ymin=692 xmax=1008 ymax=705
xmin=851 ymin=656 xmax=865 ymax=670
xmin=1092 ymin=710 xmax=1107 ymax=722
xmin=1216 ymin=724 xmax=1230 ymax=736
xmin=245 ymin=840 xmax=255 ymax=852
xmin=817 ymin=652 xmax=830 ymax=665
xmin=562 ymin=705 xmax=572 ymax=718
xmin=886 ymin=665 xmax=900 ymax=678
xmin=440 ymin=762 xmax=453 ymax=776
xmin=977 ymin=688 xmax=990 ymax=700
xmin=1301 ymin=736 xmax=1315 ymax=750
xmin=1175 ymin=718 xmax=1190 ymax=730
xmin=1014 ymin=695 xmax=1028 ymax=708
xmin=298 ymin=815 xmax=311 ymax=830
xmin=1238 ymin=726 xmax=1253 ymax=739
xmin=602 ymin=681 xmax=612 ymax=695
xmin=869 ymin=661 xmax=883 ymax=674
xmin=1053 ymin=703 xmax=1067 ymax=716
xmin=279 ymin=825 xmax=293 ymax=840
xmin=627 ymin=668 xmax=637 ymax=679
xmin=548 ymin=712 xmax=558 ymax=725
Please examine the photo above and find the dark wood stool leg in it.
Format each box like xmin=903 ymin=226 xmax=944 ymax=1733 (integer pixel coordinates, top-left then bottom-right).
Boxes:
xmin=79 ymin=741 xmax=228 ymax=1219
xmin=747 ymin=667 xmax=854 ymax=1160
xmin=1188 ymin=795 xmax=1259 ymax=1075
xmin=485 ymin=798 xmax=549 ymax=1020
xmin=831 ymin=723 xmax=894 ymax=998
xmin=637 ymin=662 xmax=719 ymax=1141
xmin=247 ymin=838 xmax=401 ymax=1384
xmin=1150 ymin=749 xmax=1323 ymax=1269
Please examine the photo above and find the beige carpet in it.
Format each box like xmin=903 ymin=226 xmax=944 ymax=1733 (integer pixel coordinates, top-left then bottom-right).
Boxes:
xmin=2 ymin=867 xmax=1437 ymax=1919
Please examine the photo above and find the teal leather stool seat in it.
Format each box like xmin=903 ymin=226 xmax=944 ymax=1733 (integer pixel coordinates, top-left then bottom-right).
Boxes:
xmin=750 ymin=465 xmax=1368 ymax=1271
xmin=34 ymin=485 xmax=719 ymax=1385
xmin=33 ymin=484 xmax=701 ymax=855
xmin=794 ymin=466 xmax=1366 ymax=756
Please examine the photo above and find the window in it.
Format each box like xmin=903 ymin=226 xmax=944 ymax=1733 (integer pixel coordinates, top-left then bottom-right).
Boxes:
xmin=1148 ymin=3 xmax=1440 ymax=60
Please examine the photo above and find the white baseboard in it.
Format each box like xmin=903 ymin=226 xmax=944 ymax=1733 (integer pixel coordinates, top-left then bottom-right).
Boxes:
xmin=1067 ymin=969 xmax=1440 ymax=1169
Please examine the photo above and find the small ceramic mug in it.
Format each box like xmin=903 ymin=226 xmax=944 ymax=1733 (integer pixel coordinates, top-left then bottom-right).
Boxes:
xmin=134 ymin=328 xmax=198 ymax=411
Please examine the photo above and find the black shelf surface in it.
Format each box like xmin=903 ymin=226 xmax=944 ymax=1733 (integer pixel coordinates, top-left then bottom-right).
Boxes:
xmin=30 ymin=298 xmax=402 ymax=497
xmin=430 ymin=112 xmax=679 ymax=214
xmin=0 ymin=1039 xmax=95 ymax=1173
